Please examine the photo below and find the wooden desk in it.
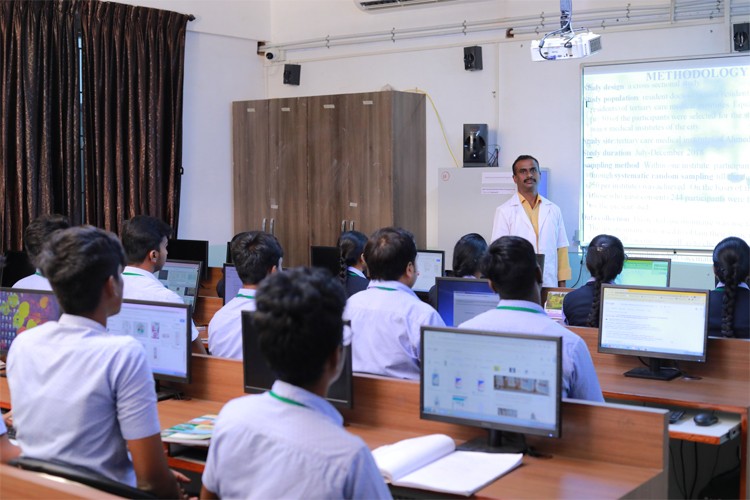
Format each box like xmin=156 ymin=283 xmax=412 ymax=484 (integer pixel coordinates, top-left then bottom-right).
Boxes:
xmin=159 ymin=355 xmax=668 ymax=498
xmin=569 ymin=327 xmax=750 ymax=498
xmin=0 ymin=463 xmax=121 ymax=499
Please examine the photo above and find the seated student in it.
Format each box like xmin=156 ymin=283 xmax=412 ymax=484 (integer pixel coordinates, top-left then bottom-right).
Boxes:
xmin=344 ymin=227 xmax=445 ymax=380
xmin=0 ymin=416 xmax=20 ymax=464
xmin=428 ymin=233 xmax=488 ymax=309
xmin=460 ymin=236 xmax=604 ymax=402
xmin=120 ymin=215 xmax=205 ymax=353
xmin=6 ymin=226 xmax=181 ymax=497
xmin=338 ymin=230 xmax=369 ymax=297
xmin=208 ymin=231 xmax=283 ymax=359
xmin=562 ymin=234 xmax=625 ymax=327
xmin=709 ymin=236 xmax=749 ymax=339
xmin=12 ymin=214 xmax=70 ymax=290
xmin=201 ymin=268 xmax=391 ymax=499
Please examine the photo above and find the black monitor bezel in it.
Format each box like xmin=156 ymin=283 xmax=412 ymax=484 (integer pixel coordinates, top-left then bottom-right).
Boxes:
xmin=413 ymin=249 xmax=446 ymax=293
xmin=0 ymin=287 xmax=60 ymax=356
xmin=241 ymin=310 xmax=353 ymax=409
xmin=435 ymin=276 xmax=497 ymax=327
xmin=158 ymin=259 xmax=202 ymax=314
xmin=166 ymin=239 xmax=209 ymax=281
xmin=597 ymin=284 xmax=709 ymax=363
xmin=617 ymin=257 xmax=672 ymax=287
xmin=309 ymin=245 xmax=341 ymax=278
xmin=116 ymin=299 xmax=192 ymax=384
xmin=420 ymin=325 xmax=563 ymax=439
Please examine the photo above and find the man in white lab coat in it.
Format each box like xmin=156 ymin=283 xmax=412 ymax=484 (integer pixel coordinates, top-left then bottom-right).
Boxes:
xmin=491 ymin=155 xmax=571 ymax=287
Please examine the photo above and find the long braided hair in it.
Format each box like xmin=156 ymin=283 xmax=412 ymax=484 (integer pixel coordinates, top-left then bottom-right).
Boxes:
xmin=337 ymin=231 xmax=368 ymax=285
xmin=713 ymin=237 xmax=750 ymax=338
xmin=586 ymin=234 xmax=625 ymax=328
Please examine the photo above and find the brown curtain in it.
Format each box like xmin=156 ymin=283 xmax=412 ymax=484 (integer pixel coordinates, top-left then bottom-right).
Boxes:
xmin=0 ymin=0 xmax=81 ymax=251
xmin=79 ymin=1 xmax=188 ymax=235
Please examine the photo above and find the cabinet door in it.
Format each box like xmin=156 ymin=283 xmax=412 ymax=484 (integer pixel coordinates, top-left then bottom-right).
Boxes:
xmin=233 ymin=100 xmax=270 ymax=234
xmin=268 ymin=98 xmax=309 ymax=266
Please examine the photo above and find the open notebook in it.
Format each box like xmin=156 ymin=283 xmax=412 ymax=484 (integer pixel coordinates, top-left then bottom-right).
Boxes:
xmin=371 ymin=434 xmax=523 ymax=496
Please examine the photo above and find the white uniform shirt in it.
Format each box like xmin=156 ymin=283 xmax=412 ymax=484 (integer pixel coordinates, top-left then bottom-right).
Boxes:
xmin=344 ymin=280 xmax=445 ymax=380
xmin=202 ymin=380 xmax=392 ymax=500
xmin=208 ymin=292 xmax=256 ymax=359
xmin=459 ymin=300 xmax=604 ymax=402
xmin=13 ymin=271 xmax=52 ymax=291
xmin=122 ymin=266 xmax=199 ymax=341
xmin=7 ymin=314 xmax=161 ymax=485
xmin=491 ymin=195 xmax=569 ymax=287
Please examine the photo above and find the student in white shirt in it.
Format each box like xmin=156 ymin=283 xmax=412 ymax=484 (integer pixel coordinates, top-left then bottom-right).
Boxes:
xmin=119 ymin=215 xmax=205 ymax=353
xmin=344 ymin=227 xmax=445 ymax=380
xmin=7 ymin=226 xmax=182 ymax=497
xmin=12 ymin=214 xmax=70 ymax=290
xmin=202 ymin=267 xmax=391 ymax=500
xmin=208 ymin=231 xmax=283 ymax=359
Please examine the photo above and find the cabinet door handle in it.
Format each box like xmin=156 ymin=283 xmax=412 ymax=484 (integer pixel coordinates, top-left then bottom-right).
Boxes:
xmin=270 ymin=218 xmax=275 ymax=235
xmin=262 ymin=218 xmax=267 ymax=232
xmin=341 ymin=220 xmax=346 ymax=233
xmin=349 ymin=220 xmax=355 ymax=231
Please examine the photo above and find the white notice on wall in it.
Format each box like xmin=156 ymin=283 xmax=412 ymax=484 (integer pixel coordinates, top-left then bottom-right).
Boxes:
xmin=481 ymin=172 xmax=513 ymax=185
xmin=482 ymin=187 xmax=515 ymax=195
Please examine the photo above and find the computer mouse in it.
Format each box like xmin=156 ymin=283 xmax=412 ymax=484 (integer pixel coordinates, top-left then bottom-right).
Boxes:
xmin=693 ymin=412 xmax=718 ymax=426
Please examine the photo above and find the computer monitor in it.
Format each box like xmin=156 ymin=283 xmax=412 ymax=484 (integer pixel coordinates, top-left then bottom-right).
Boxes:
xmin=156 ymin=260 xmax=201 ymax=313
xmin=421 ymin=326 xmax=562 ymax=453
xmin=106 ymin=299 xmax=192 ymax=388
xmin=598 ymin=284 xmax=709 ymax=381
xmin=167 ymin=239 xmax=209 ymax=280
xmin=0 ymin=288 xmax=61 ymax=355
xmin=616 ymin=257 xmax=671 ymax=287
xmin=225 ymin=241 xmax=233 ymax=264
xmin=310 ymin=246 xmax=340 ymax=278
xmin=436 ymin=277 xmax=499 ymax=327
xmin=241 ymin=310 xmax=353 ymax=409
xmin=541 ymin=287 xmax=572 ymax=321
xmin=222 ymin=264 xmax=243 ymax=305
xmin=413 ymin=250 xmax=445 ymax=294
xmin=1 ymin=251 xmax=35 ymax=287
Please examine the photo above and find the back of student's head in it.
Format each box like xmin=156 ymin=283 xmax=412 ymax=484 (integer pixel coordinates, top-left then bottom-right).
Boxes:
xmin=364 ymin=227 xmax=417 ymax=281
xmin=585 ymin=234 xmax=625 ymax=328
xmin=337 ymin=230 xmax=368 ymax=283
xmin=713 ymin=236 xmax=750 ymax=337
xmin=231 ymin=231 xmax=284 ymax=285
xmin=24 ymin=214 xmax=71 ymax=267
xmin=481 ymin=236 xmax=538 ymax=299
xmin=452 ymin=233 xmax=488 ymax=278
xmin=37 ymin=226 xmax=125 ymax=315
xmin=255 ymin=267 xmax=346 ymax=387
xmin=120 ymin=215 xmax=172 ymax=264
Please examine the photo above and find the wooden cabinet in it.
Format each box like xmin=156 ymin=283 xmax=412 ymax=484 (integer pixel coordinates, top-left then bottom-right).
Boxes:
xmin=233 ymin=91 xmax=425 ymax=266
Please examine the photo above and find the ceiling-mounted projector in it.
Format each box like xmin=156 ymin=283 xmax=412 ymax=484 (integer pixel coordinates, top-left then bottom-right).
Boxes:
xmin=531 ymin=0 xmax=601 ymax=61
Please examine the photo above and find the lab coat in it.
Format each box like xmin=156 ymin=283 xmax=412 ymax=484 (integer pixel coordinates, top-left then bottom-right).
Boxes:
xmin=491 ymin=194 xmax=569 ymax=287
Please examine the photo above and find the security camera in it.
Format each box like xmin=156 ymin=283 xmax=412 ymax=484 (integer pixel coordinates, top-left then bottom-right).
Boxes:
xmin=264 ymin=49 xmax=285 ymax=62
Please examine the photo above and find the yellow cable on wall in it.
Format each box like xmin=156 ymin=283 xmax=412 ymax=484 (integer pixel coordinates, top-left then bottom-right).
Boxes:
xmin=406 ymin=88 xmax=460 ymax=168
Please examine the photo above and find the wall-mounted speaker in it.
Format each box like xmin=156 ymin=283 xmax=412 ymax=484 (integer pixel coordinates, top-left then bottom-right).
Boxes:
xmin=463 ymin=46 xmax=483 ymax=71
xmin=734 ymin=23 xmax=749 ymax=52
xmin=283 ymin=64 xmax=301 ymax=85
xmin=463 ymin=124 xmax=488 ymax=167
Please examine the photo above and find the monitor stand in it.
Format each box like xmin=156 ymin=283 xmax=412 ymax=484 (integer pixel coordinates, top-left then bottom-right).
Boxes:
xmin=624 ymin=357 xmax=680 ymax=381
xmin=155 ymin=380 xmax=184 ymax=401
xmin=457 ymin=430 xmax=527 ymax=454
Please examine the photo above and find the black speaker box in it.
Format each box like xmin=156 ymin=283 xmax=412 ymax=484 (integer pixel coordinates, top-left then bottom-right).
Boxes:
xmin=734 ymin=23 xmax=749 ymax=52
xmin=463 ymin=46 xmax=483 ymax=71
xmin=463 ymin=124 xmax=488 ymax=167
xmin=283 ymin=64 xmax=301 ymax=85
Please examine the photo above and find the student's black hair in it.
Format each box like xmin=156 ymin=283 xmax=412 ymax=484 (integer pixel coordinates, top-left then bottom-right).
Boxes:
xmin=231 ymin=231 xmax=284 ymax=286
xmin=337 ymin=230 xmax=368 ymax=284
xmin=452 ymin=233 xmax=488 ymax=278
xmin=24 ymin=214 xmax=71 ymax=267
xmin=585 ymin=234 xmax=625 ymax=328
xmin=255 ymin=267 xmax=346 ymax=387
xmin=364 ymin=227 xmax=417 ymax=281
xmin=713 ymin=236 xmax=750 ymax=338
xmin=481 ymin=236 xmax=539 ymax=299
xmin=511 ymin=155 xmax=540 ymax=175
xmin=120 ymin=215 xmax=172 ymax=264
xmin=37 ymin=226 xmax=126 ymax=315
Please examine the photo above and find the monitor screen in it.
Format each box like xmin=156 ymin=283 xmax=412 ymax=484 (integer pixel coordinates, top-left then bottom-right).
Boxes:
xmin=106 ymin=299 xmax=192 ymax=383
xmin=156 ymin=260 xmax=201 ymax=313
xmin=421 ymin=326 xmax=562 ymax=452
xmin=436 ymin=277 xmax=499 ymax=327
xmin=310 ymin=246 xmax=340 ymax=278
xmin=413 ymin=250 xmax=445 ymax=294
xmin=1 ymin=251 xmax=35 ymax=287
xmin=223 ymin=264 xmax=243 ymax=305
xmin=0 ymin=288 xmax=61 ymax=355
xmin=598 ymin=284 xmax=709 ymax=380
xmin=241 ymin=311 xmax=353 ymax=409
xmin=542 ymin=287 xmax=572 ymax=321
xmin=616 ymin=258 xmax=671 ymax=287
xmin=167 ymin=239 xmax=209 ymax=280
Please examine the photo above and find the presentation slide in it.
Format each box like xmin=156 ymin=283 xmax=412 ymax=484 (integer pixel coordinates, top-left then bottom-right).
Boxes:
xmin=453 ymin=292 xmax=498 ymax=326
xmin=582 ymin=56 xmax=750 ymax=250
